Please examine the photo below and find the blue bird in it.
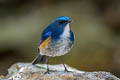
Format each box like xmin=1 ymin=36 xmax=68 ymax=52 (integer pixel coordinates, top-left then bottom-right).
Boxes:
xmin=32 ymin=16 xmax=74 ymax=73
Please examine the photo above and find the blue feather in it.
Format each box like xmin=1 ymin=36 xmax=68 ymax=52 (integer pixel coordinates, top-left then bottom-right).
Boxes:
xmin=55 ymin=16 xmax=69 ymax=21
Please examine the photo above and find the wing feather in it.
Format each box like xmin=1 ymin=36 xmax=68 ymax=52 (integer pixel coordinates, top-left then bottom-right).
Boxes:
xmin=38 ymin=36 xmax=51 ymax=48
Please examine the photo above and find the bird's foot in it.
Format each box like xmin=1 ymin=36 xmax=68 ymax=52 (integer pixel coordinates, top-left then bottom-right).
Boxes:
xmin=64 ymin=69 xmax=72 ymax=73
xmin=44 ymin=69 xmax=50 ymax=74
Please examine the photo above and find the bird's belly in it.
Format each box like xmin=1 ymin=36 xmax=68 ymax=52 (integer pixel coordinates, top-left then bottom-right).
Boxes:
xmin=40 ymin=39 xmax=73 ymax=57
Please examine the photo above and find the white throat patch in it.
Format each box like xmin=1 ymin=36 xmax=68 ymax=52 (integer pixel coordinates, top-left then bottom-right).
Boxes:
xmin=60 ymin=23 xmax=70 ymax=38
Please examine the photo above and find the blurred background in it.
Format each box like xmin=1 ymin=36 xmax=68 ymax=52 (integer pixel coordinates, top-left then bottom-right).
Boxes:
xmin=0 ymin=0 xmax=120 ymax=77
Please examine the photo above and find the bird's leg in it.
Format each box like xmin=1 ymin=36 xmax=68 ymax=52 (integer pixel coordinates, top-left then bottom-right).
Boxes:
xmin=45 ymin=57 xmax=50 ymax=74
xmin=58 ymin=56 xmax=69 ymax=72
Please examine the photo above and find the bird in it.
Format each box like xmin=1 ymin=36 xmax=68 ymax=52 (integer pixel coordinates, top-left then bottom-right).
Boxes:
xmin=32 ymin=16 xmax=74 ymax=73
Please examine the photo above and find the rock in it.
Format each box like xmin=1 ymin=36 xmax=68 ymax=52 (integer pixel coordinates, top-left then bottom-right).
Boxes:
xmin=0 ymin=63 xmax=120 ymax=80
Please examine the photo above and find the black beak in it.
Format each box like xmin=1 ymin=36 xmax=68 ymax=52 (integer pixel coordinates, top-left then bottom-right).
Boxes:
xmin=67 ymin=20 xmax=72 ymax=23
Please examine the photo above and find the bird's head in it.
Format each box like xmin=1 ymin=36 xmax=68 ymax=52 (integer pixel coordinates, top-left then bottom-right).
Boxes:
xmin=53 ymin=16 xmax=71 ymax=25
xmin=45 ymin=16 xmax=72 ymax=40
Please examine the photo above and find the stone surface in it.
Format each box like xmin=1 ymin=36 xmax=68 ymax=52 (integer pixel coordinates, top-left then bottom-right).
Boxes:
xmin=0 ymin=63 xmax=120 ymax=80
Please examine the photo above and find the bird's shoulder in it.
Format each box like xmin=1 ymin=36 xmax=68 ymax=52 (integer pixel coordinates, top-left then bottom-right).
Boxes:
xmin=37 ymin=25 xmax=53 ymax=46
xmin=41 ymin=24 xmax=53 ymax=40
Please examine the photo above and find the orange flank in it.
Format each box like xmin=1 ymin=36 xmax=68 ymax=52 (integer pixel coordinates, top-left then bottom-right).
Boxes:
xmin=38 ymin=37 xmax=51 ymax=48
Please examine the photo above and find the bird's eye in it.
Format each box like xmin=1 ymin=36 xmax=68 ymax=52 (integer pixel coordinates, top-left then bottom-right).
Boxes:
xmin=58 ymin=20 xmax=65 ymax=24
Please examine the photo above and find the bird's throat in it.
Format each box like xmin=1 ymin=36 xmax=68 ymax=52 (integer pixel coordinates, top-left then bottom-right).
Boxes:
xmin=60 ymin=23 xmax=70 ymax=38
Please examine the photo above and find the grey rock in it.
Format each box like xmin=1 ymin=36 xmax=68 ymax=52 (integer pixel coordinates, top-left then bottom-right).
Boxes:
xmin=1 ymin=63 xmax=120 ymax=80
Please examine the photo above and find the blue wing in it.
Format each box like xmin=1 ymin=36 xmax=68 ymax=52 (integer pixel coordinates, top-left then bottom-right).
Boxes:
xmin=38 ymin=32 xmax=51 ymax=46
xmin=38 ymin=25 xmax=52 ymax=46
xmin=41 ymin=23 xmax=54 ymax=41
xmin=41 ymin=32 xmax=51 ymax=41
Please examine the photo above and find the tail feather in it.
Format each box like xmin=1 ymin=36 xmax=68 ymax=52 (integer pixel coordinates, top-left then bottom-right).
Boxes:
xmin=32 ymin=54 xmax=48 ymax=65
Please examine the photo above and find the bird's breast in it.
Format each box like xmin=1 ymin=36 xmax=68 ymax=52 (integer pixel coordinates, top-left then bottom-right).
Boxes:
xmin=40 ymin=38 xmax=73 ymax=57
